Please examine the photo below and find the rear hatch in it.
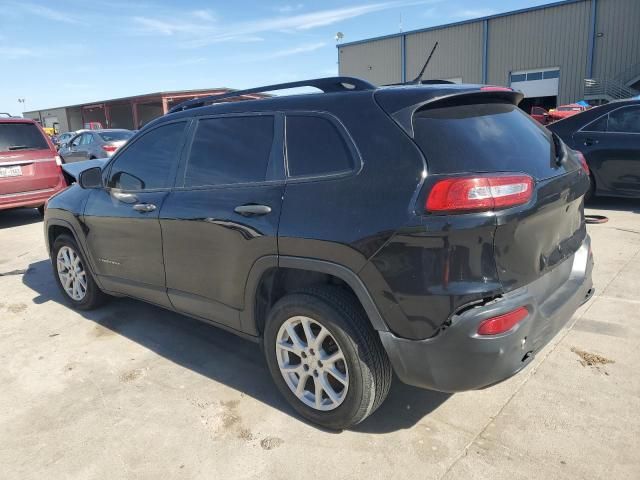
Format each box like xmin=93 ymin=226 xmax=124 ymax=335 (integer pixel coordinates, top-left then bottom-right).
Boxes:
xmin=377 ymin=87 xmax=590 ymax=292
xmin=0 ymin=122 xmax=61 ymax=195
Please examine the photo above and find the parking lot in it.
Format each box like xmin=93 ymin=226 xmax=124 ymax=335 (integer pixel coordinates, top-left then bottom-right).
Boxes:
xmin=0 ymin=199 xmax=638 ymax=480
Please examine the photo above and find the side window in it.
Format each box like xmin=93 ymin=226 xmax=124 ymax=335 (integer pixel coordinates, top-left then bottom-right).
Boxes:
xmin=71 ymin=135 xmax=82 ymax=147
xmin=81 ymin=133 xmax=93 ymax=145
xmin=583 ymin=115 xmax=608 ymax=133
xmin=185 ymin=116 xmax=274 ymax=187
xmin=607 ymin=107 xmax=640 ymax=134
xmin=108 ymin=122 xmax=186 ymax=191
xmin=286 ymin=115 xmax=354 ymax=177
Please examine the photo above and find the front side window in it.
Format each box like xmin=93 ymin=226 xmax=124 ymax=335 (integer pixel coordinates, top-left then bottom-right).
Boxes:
xmin=108 ymin=121 xmax=186 ymax=191
xmin=607 ymin=107 xmax=640 ymax=134
xmin=80 ymin=133 xmax=94 ymax=145
xmin=185 ymin=115 xmax=274 ymax=187
xmin=285 ymin=115 xmax=354 ymax=177
xmin=71 ymin=135 xmax=82 ymax=147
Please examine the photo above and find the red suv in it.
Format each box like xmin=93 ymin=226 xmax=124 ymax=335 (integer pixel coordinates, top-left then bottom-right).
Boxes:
xmin=0 ymin=117 xmax=67 ymax=214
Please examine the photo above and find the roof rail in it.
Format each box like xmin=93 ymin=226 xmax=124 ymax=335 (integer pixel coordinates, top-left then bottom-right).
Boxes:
xmin=168 ymin=76 xmax=376 ymax=113
xmin=0 ymin=112 xmax=14 ymax=118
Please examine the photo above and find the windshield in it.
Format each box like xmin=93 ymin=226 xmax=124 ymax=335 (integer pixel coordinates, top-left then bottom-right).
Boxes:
xmin=0 ymin=123 xmax=49 ymax=152
xmin=98 ymin=131 xmax=134 ymax=142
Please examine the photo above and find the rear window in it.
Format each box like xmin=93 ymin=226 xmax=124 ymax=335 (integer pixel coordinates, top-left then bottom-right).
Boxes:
xmin=98 ymin=131 xmax=134 ymax=142
xmin=0 ymin=123 xmax=49 ymax=152
xmin=413 ymin=103 xmax=557 ymax=179
xmin=286 ymin=115 xmax=354 ymax=177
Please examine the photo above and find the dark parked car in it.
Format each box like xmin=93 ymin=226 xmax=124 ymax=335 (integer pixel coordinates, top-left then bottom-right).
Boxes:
xmin=44 ymin=77 xmax=594 ymax=429
xmin=59 ymin=129 xmax=134 ymax=163
xmin=547 ymin=99 xmax=640 ymax=199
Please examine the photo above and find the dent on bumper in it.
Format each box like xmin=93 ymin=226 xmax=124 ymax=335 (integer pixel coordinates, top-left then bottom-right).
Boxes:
xmin=380 ymin=236 xmax=594 ymax=393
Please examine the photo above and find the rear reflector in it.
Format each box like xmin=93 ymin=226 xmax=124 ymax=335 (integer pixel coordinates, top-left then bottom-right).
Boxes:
xmin=101 ymin=145 xmax=118 ymax=153
xmin=477 ymin=307 xmax=528 ymax=335
xmin=576 ymin=151 xmax=590 ymax=174
xmin=426 ymin=175 xmax=534 ymax=213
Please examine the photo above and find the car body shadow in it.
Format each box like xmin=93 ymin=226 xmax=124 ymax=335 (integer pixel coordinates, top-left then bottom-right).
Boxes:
xmin=586 ymin=196 xmax=640 ymax=214
xmin=0 ymin=208 xmax=42 ymax=229
xmin=22 ymin=259 xmax=450 ymax=433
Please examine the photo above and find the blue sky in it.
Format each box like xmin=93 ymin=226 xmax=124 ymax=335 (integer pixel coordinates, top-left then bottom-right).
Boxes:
xmin=1 ymin=0 xmax=559 ymax=114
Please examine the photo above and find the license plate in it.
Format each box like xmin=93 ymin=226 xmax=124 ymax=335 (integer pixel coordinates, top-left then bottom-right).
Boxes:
xmin=0 ymin=165 xmax=22 ymax=178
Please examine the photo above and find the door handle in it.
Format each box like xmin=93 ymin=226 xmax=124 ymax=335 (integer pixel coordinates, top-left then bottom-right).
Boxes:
xmin=234 ymin=204 xmax=271 ymax=216
xmin=584 ymin=138 xmax=599 ymax=146
xmin=111 ymin=191 xmax=138 ymax=204
xmin=133 ymin=203 xmax=156 ymax=213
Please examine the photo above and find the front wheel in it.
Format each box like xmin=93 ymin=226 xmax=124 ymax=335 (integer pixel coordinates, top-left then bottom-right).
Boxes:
xmin=263 ymin=287 xmax=392 ymax=430
xmin=52 ymin=234 xmax=108 ymax=310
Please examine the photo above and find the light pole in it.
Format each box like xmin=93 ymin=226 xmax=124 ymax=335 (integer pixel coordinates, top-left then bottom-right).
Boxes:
xmin=17 ymin=98 xmax=26 ymax=117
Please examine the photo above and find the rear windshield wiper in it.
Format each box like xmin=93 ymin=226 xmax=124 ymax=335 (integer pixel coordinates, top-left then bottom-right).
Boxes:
xmin=7 ymin=145 xmax=31 ymax=151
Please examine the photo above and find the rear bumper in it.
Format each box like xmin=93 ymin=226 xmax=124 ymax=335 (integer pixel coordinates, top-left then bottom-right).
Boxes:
xmin=0 ymin=177 xmax=66 ymax=211
xmin=379 ymin=235 xmax=594 ymax=392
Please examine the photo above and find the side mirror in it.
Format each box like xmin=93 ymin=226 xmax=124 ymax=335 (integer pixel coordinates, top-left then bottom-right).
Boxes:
xmin=79 ymin=167 xmax=103 ymax=189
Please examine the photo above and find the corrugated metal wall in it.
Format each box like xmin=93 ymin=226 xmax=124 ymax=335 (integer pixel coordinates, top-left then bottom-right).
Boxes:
xmin=338 ymin=37 xmax=402 ymax=86
xmin=593 ymin=0 xmax=640 ymax=84
xmin=487 ymin=0 xmax=591 ymax=103
xmin=405 ymin=22 xmax=484 ymax=84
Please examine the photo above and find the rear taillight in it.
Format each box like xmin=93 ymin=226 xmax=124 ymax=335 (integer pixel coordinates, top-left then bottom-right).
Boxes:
xmin=102 ymin=145 xmax=118 ymax=153
xmin=426 ymin=175 xmax=534 ymax=213
xmin=54 ymin=155 xmax=62 ymax=166
xmin=576 ymin=151 xmax=590 ymax=174
xmin=477 ymin=307 xmax=528 ymax=335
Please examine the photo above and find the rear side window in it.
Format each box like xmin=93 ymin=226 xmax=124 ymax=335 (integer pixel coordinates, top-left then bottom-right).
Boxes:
xmin=108 ymin=122 xmax=186 ymax=190
xmin=99 ymin=131 xmax=134 ymax=142
xmin=185 ymin=116 xmax=274 ymax=187
xmin=0 ymin=123 xmax=49 ymax=152
xmin=607 ymin=107 xmax=640 ymax=133
xmin=286 ymin=115 xmax=354 ymax=177
xmin=413 ymin=103 xmax=558 ymax=179
xmin=583 ymin=115 xmax=608 ymax=132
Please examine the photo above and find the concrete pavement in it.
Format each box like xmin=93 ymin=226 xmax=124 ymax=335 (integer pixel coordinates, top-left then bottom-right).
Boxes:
xmin=1 ymin=198 xmax=639 ymax=479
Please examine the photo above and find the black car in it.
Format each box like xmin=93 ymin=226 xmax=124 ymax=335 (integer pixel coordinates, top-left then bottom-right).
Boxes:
xmin=547 ymin=98 xmax=640 ymax=199
xmin=44 ymin=77 xmax=594 ymax=429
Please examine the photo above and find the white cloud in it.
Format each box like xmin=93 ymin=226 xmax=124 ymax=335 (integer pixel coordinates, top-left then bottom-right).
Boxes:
xmin=253 ymin=42 xmax=327 ymax=61
xmin=450 ymin=8 xmax=496 ymax=19
xmin=0 ymin=46 xmax=40 ymax=60
xmin=191 ymin=9 xmax=216 ymax=21
xmin=18 ymin=2 xmax=81 ymax=24
xmin=276 ymin=4 xmax=304 ymax=14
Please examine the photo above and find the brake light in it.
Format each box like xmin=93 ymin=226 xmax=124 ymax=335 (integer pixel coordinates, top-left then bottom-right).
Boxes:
xmin=480 ymin=86 xmax=513 ymax=92
xmin=426 ymin=175 xmax=534 ymax=213
xmin=477 ymin=307 xmax=528 ymax=335
xmin=102 ymin=145 xmax=118 ymax=153
xmin=576 ymin=151 xmax=590 ymax=174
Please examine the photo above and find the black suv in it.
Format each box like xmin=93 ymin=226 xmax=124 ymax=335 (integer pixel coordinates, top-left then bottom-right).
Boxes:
xmin=44 ymin=77 xmax=594 ymax=429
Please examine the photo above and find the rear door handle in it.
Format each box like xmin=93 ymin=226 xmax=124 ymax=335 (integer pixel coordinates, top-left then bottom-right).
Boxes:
xmin=584 ymin=138 xmax=599 ymax=146
xmin=133 ymin=203 xmax=156 ymax=213
xmin=234 ymin=204 xmax=271 ymax=216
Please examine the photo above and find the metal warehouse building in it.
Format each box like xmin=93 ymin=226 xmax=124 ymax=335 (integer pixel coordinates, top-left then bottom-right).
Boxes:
xmin=23 ymin=88 xmax=263 ymax=134
xmin=338 ymin=0 xmax=640 ymax=110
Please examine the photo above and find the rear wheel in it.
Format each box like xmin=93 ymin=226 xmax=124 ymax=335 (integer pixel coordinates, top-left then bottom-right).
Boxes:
xmin=52 ymin=234 xmax=108 ymax=310
xmin=263 ymin=287 xmax=392 ymax=430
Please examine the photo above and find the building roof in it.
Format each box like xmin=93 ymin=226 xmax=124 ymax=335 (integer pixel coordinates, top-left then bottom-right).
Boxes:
xmin=24 ymin=87 xmax=253 ymax=114
xmin=337 ymin=0 xmax=586 ymax=48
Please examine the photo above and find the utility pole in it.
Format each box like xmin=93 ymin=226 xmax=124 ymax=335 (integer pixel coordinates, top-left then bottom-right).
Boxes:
xmin=17 ymin=98 xmax=26 ymax=117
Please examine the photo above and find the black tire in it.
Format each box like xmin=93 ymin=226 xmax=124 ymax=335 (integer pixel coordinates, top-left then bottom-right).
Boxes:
xmin=263 ymin=286 xmax=392 ymax=430
xmin=52 ymin=234 xmax=108 ymax=310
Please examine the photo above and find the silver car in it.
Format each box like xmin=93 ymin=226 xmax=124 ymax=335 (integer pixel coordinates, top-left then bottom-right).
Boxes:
xmin=59 ymin=129 xmax=134 ymax=163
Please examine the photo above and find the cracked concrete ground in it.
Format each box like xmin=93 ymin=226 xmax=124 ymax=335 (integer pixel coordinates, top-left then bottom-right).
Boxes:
xmin=1 ymin=198 xmax=639 ymax=480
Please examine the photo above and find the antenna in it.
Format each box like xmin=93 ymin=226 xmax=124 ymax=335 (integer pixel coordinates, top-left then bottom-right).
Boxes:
xmin=410 ymin=41 xmax=438 ymax=84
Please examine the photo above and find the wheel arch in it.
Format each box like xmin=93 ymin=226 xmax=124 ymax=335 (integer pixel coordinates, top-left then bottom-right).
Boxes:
xmin=240 ymin=256 xmax=389 ymax=337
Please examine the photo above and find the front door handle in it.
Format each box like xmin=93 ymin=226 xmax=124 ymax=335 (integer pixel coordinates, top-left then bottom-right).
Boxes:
xmin=111 ymin=191 xmax=138 ymax=204
xmin=234 ymin=204 xmax=271 ymax=216
xmin=133 ymin=203 xmax=156 ymax=213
